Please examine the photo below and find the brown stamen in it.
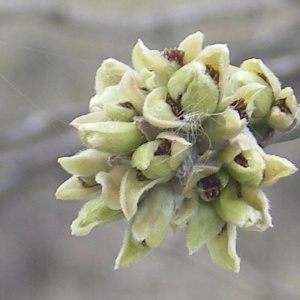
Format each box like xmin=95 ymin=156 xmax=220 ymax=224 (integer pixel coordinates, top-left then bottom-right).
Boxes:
xmin=163 ymin=48 xmax=185 ymax=66
xmin=234 ymin=153 xmax=248 ymax=167
xmin=257 ymin=72 xmax=269 ymax=85
xmin=206 ymin=64 xmax=219 ymax=85
xmin=199 ymin=173 xmax=222 ymax=200
xmin=166 ymin=93 xmax=184 ymax=119
xmin=231 ymin=99 xmax=249 ymax=120
xmin=119 ymin=102 xmax=135 ymax=109
xmin=154 ymin=139 xmax=172 ymax=156
xmin=235 ymin=182 xmax=242 ymax=198
xmin=276 ymin=98 xmax=291 ymax=114
xmin=136 ymin=170 xmax=148 ymax=181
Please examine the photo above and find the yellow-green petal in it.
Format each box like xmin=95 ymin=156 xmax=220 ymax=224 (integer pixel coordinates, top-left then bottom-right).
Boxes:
xmin=186 ymin=201 xmax=225 ymax=254
xmin=71 ymin=194 xmax=123 ymax=236
xmin=207 ymin=223 xmax=240 ymax=272
xmin=78 ymin=121 xmax=146 ymax=155
xmin=131 ymin=183 xmax=174 ymax=248
xmin=114 ymin=229 xmax=150 ymax=269
xmin=120 ymin=168 xmax=168 ymax=220
xmin=58 ymin=149 xmax=111 ymax=177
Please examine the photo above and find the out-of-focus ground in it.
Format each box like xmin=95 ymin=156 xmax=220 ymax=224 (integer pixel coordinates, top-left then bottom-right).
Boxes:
xmin=1 ymin=1 xmax=300 ymax=299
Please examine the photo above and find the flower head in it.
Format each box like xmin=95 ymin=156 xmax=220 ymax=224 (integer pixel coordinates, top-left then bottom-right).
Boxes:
xmin=56 ymin=31 xmax=298 ymax=272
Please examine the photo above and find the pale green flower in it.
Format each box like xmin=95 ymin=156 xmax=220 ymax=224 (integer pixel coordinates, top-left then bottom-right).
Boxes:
xmin=194 ymin=43 xmax=230 ymax=100
xmin=220 ymin=133 xmax=266 ymax=186
xmin=228 ymin=69 xmax=274 ymax=119
xmin=95 ymin=58 xmax=132 ymax=93
xmin=167 ymin=61 xmax=219 ymax=122
xmin=77 ymin=121 xmax=146 ymax=155
xmin=267 ymin=87 xmax=298 ymax=130
xmin=55 ymin=175 xmax=101 ymax=200
xmin=132 ymin=39 xmax=181 ymax=88
xmin=131 ymin=133 xmax=190 ymax=180
xmin=214 ymin=180 xmax=264 ymax=230
xmin=56 ymin=31 xmax=298 ymax=272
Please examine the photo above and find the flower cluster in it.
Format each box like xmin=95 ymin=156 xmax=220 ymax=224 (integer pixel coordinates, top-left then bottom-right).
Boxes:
xmin=56 ymin=32 xmax=298 ymax=272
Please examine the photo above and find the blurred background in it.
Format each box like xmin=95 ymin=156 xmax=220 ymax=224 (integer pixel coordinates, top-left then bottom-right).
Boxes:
xmin=1 ymin=0 xmax=300 ymax=299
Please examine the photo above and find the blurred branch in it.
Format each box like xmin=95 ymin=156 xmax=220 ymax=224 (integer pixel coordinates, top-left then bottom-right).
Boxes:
xmin=0 ymin=1 xmax=296 ymax=33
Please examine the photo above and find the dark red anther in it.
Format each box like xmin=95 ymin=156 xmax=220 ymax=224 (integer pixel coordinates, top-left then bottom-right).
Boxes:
xmin=276 ymin=98 xmax=291 ymax=114
xmin=154 ymin=139 xmax=172 ymax=156
xmin=163 ymin=48 xmax=185 ymax=66
xmin=136 ymin=170 xmax=148 ymax=181
xmin=199 ymin=173 xmax=222 ymax=200
xmin=206 ymin=64 xmax=220 ymax=85
xmin=231 ymin=99 xmax=249 ymax=120
xmin=119 ymin=102 xmax=135 ymax=109
xmin=257 ymin=72 xmax=269 ymax=85
xmin=234 ymin=153 xmax=248 ymax=167
xmin=166 ymin=93 xmax=184 ymax=119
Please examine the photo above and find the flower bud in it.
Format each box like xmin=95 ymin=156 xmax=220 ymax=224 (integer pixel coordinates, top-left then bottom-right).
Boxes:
xmin=178 ymin=31 xmax=204 ymax=64
xmin=267 ymin=87 xmax=298 ymax=130
xmin=156 ymin=132 xmax=191 ymax=170
xmin=95 ymin=58 xmax=131 ymax=93
xmin=201 ymin=108 xmax=247 ymax=144
xmin=143 ymin=87 xmax=190 ymax=129
xmin=58 ymin=149 xmax=111 ymax=177
xmin=114 ymin=229 xmax=150 ymax=270
xmin=167 ymin=61 xmax=219 ymax=121
xmin=217 ymin=82 xmax=265 ymax=114
xmin=229 ymin=70 xmax=273 ymax=119
xmin=118 ymin=70 xmax=147 ymax=114
xmin=104 ymin=101 xmax=138 ymax=122
xmin=214 ymin=181 xmax=263 ymax=230
xmin=131 ymin=140 xmax=173 ymax=180
xmin=89 ymin=85 xmax=138 ymax=122
xmin=120 ymin=168 xmax=168 ymax=220
xmin=131 ymin=133 xmax=190 ymax=180
xmin=240 ymin=58 xmax=281 ymax=96
xmin=220 ymin=134 xmax=266 ymax=186
xmin=95 ymin=166 xmax=128 ymax=210
xmin=55 ymin=176 xmax=101 ymax=200
xmin=71 ymin=193 xmax=123 ymax=236
xmin=194 ymin=43 xmax=230 ymax=100
xmin=206 ymin=223 xmax=240 ymax=272
xmin=132 ymin=39 xmax=180 ymax=87
xmin=89 ymin=85 xmax=119 ymax=112
xmin=186 ymin=200 xmax=225 ymax=254
xmin=78 ymin=121 xmax=146 ymax=155
xmin=130 ymin=183 xmax=175 ymax=248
